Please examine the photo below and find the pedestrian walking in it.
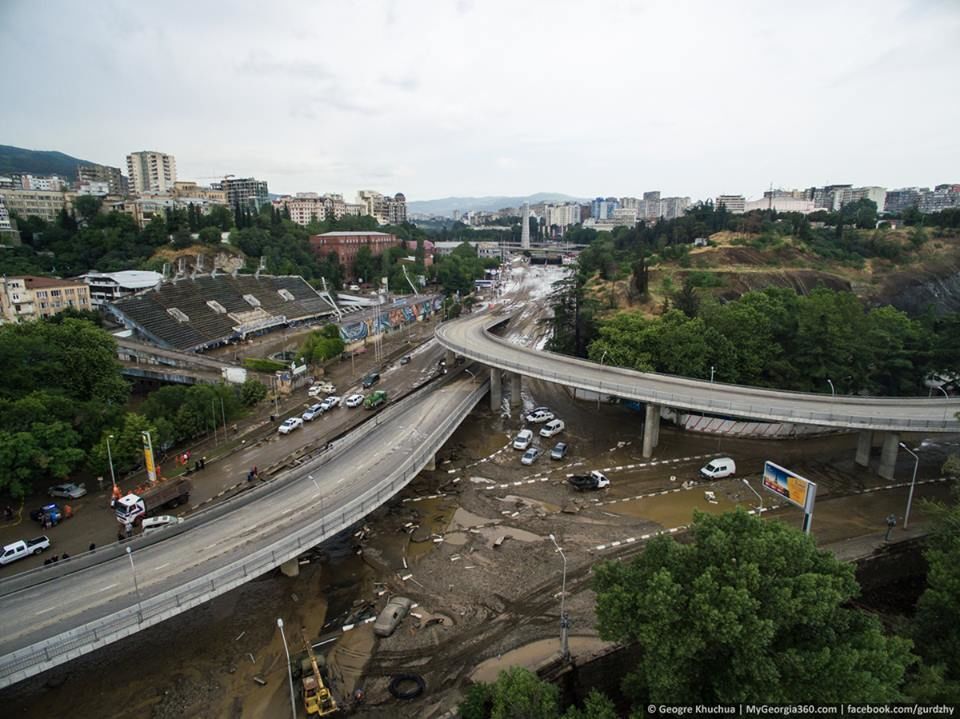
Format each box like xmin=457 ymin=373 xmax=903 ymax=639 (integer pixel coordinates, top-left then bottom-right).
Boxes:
xmin=200 ymin=456 xmax=206 ymax=470
xmin=89 ymin=543 xmax=96 ymax=552
xmin=884 ymin=513 xmax=897 ymax=541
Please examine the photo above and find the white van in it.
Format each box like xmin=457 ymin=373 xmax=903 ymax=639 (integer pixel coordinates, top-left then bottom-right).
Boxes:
xmin=699 ymin=457 xmax=736 ymax=480
xmin=142 ymin=515 xmax=184 ymax=536
xmin=513 ymin=429 xmax=534 ymax=450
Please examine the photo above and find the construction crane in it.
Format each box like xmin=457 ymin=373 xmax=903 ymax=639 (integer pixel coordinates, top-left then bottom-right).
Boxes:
xmin=299 ymin=632 xmax=338 ymax=715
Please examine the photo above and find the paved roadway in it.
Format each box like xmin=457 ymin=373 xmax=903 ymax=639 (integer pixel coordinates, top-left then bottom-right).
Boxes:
xmin=437 ymin=311 xmax=960 ymax=432
xmin=0 ymin=371 xmax=485 ymax=687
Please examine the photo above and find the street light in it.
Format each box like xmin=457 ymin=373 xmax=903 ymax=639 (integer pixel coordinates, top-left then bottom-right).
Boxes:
xmin=710 ymin=365 xmax=715 ymax=383
xmin=106 ymin=434 xmax=118 ymax=491
xmin=899 ymin=442 xmax=920 ymax=530
xmin=309 ymin=474 xmax=325 ymax=517
xmin=125 ymin=546 xmax=143 ymax=624
xmin=276 ymin=618 xmax=297 ymax=719
xmin=598 ymin=350 xmax=608 ymax=410
xmin=548 ymin=534 xmax=570 ymax=661
xmin=935 ymin=386 xmax=948 ymax=399
xmin=742 ymin=478 xmax=763 ymax=517
xmin=826 ymin=378 xmax=835 ymax=398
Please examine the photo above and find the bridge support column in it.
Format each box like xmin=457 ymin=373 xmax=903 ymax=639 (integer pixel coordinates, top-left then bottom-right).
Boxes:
xmin=510 ymin=372 xmax=522 ymax=408
xmin=642 ymin=403 xmax=661 ymax=458
xmin=490 ymin=367 xmax=502 ymax=412
xmin=878 ymin=432 xmax=900 ymax=481
xmin=855 ymin=430 xmax=873 ymax=468
xmin=424 ymin=453 xmax=436 ymax=471
xmin=445 ymin=350 xmax=455 ymax=368
xmin=280 ymin=558 xmax=300 ymax=578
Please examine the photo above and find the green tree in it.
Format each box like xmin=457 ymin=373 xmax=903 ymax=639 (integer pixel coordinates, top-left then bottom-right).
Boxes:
xmin=594 ymin=509 xmax=914 ymax=705
xmin=353 ymin=245 xmax=376 ymax=283
xmin=239 ymin=378 xmax=268 ymax=407
xmin=74 ymin=195 xmax=103 ymax=225
xmin=198 ymin=226 xmax=222 ymax=244
xmin=909 ymin=487 xmax=960 ymax=701
xmin=460 ymin=667 xmax=561 ymax=719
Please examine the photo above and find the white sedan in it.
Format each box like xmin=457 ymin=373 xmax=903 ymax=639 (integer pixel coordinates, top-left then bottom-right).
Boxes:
xmin=345 ymin=393 xmax=364 ymax=408
xmin=321 ymin=395 xmax=342 ymax=411
xmin=278 ymin=417 xmax=304 ymax=434
xmin=525 ymin=409 xmax=555 ymax=423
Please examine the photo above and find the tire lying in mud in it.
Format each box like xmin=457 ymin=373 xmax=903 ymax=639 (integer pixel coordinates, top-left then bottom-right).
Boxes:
xmin=388 ymin=673 xmax=425 ymax=700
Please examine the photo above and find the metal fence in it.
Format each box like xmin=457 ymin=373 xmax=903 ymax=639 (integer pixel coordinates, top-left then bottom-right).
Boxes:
xmin=0 ymin=378 xmax=489 ymax=689
xmin=437 ymin=322 xmax=960 ymax=432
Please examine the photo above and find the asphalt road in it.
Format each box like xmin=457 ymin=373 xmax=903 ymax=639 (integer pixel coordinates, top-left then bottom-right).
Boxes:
xmin=0 ymin=372 xmax=481 ymax=662
xmin=437 ymin=310 xmax=960 ymax=432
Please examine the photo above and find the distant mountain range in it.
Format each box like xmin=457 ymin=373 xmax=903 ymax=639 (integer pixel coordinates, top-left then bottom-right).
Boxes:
xmin=0 ymin=144 xmax=103 ymax=178
xmin=407 ymin=193 xmax=587 ymax=216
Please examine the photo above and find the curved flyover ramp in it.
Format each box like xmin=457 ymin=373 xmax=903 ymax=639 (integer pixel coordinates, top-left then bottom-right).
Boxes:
xmin=0 ymin=373 xmax=488 ymax=689
xmin=436 ymin=312 xmax=960 ymax=434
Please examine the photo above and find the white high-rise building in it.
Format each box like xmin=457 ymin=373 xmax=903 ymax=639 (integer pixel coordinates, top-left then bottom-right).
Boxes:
xmin=126 ymin=151 xmax=177 ymax=194
xmin=716 ymin=195 xmax=746 ymax=213
xmin=520 ymin=202 xmax=530 ymax=249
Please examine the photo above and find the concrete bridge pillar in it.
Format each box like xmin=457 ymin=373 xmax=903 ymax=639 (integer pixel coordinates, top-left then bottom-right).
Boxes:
xmin=878 ymin=432 xmax=900 ymax=481
xmin=445 ymin=350 xmax=456 ymax=368
xmin=424 ymin=453 xmax=436 ymax=471
xmin=280 ymin=558 xmax=300 ymax=578
xmin=642 ymin=402 xmax=661 ymax=458
xmin=490 ymin=367 xmax=502 ymax=412
xmin=510 ymin=372 xmax=522 ymax=408
xmin=855 ymin=430 xmax=873 ymax=468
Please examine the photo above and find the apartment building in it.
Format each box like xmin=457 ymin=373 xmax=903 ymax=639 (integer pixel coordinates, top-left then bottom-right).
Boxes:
xmin=356 ymin=190 xmax=407 ymax=224
xmin=715 ymin=195 xmax=746 ymax=213
xmin=173 ymin=181 xmax=228 ymax=205
xmin=0 ymin=188 xmax=68 ymax=223
xmin=127 ymin=151 xmax=177 ymax=194
xmin=545 ymin=203 xmax=581 ymax=228
xmin=215 ymin=177 xmax=269 ymax=209
xmin=77 ymin=164 xmax=126 ymax=195
xmin=21 ymin=175 xmax=65 ymax=191
xmin=0 ymin=275 xmax=91 ymax=323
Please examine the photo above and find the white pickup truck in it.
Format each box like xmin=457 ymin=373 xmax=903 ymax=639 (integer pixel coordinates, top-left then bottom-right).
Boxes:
xmin=1 ymin=536 xmax=51 ymax=565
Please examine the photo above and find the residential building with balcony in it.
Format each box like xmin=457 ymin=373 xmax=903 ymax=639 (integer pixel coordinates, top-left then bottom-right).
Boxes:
xmin=215 ymin=177 xmax=269 ymax=209
xmin=127 ymin=151 xmax=177 ymax=194
xmin=0 ymin=275 xmax=91 ymax=323
xmin=716 ymin=195 xmax=746 ymax=213
xmin=0 ymin=188 xmax=68 ymax=223
xmin=77 ymin=164 xmax=126 ymax=195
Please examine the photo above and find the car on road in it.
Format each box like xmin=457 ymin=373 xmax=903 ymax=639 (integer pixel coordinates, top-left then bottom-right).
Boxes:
xmin=539 ymin=419 xmax=565 ymax=437
xmin=361 ymin=372 xmax=380 ymax=389
xmin=48 ymin=482 xmax=87 ymax=499
xmin=399 ymin=355 xmax=412 ymax=365
xmin=278 ymin=417 xmax=304 ymax=435
xmin=345 ymin=393 xmax=364 ymax=408
xmin=699 ymin=457 xmax=736 ymax=480
xmin=550 ymin=442 xmax=568 ymax=460
xmin=568 ymin=470 xmax=610 ymax=491
xmin=302 ymin=404 xmax=325 ymax=422
xmin=521 ymin=447 xmax=542 ymax=466
xmin=512 ymin=429 xmax=534 ymax=450
xmin=1 ymin=536 xmax=50 ymax=565
xmin=525 ymin=409 xmax=555 ymax=424
xmin=374 ymin=596 xmax=414 ymax=637
xmin=141 ymin=515 xmax=184 ymax=536
xmin=308 ymin=382 xmax=336 ymax=398
xmin=320 ymin=395 xmax=341 ymax=411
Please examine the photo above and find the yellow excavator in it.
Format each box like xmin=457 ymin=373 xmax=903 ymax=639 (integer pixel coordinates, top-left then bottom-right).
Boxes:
xmin=299 ymin=633 xmax=338 ymax=715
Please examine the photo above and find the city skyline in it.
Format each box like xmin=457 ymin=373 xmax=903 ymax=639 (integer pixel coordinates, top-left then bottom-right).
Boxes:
xmin=2 ymin=0 xmax=958 ymax=201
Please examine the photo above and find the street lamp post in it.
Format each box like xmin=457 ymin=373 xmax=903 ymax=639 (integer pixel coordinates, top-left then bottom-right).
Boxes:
xmin=598 ymin=350 xmax=608 ymax=410
xmin=742 ymin=478 xmax=764 ymax=517
xmin=276 ymin=618 xmax=297 ymax=719
xmin=106 ymin=434 xmax=117 ymax=491
xmin=125 ymin=546 xmax=143 ymax=624
xmin=710 ymin=365 xmax=715 ymax=383
xmin=827 ymin=378 xmax=835 ymax=399
xmin=898 ymin=442 xmax=920 ymax=530
xmin=548 ymin=534 xmax=570 ymax=661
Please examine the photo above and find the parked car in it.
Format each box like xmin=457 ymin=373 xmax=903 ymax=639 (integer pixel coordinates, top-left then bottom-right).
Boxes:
xmin=1 ymin=536 xmax=50 ymax=565
xmin=362 ymin=372 xmax=380 ymax=389
xmin=48 ymin=482 xmax=87 ymax=499
xmin=521 ymin=447 xmax=542 ymax=466
xmin=512 ymin=429 xmax=534 ymax=450
xmin=539 ymin=419 xmax=565 ymax=437
xmin=699 ymin=457 xmax=736 ymax=480
xmin=525 ymin=409 xmax=555 ymax=423
xmin=550 ymin=442 xmax=568 ymax=460
xmin=302 ymin=404 xmax=325 ymax=422
xmin=308 ymin=382 xmax=336 ymax=398
xmin=321 ymin=395 xmax=342 ymax=411
xmin=345 ymin=393 xmax=365 ymax=408
xmin=278 ymin=417 xmax=304 ymax=435
xmin=374 ymin=596 xmax=414 ymax=637
xmin=568 ymin=470 xmax=610 ymax=491
xmin=141 ymin=515 xmax=184 ymax=536
xmin=399 ymin=355 xmax=411 ymax=365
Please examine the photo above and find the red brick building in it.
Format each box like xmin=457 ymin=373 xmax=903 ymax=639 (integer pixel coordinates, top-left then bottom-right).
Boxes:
xmin=309 ymin=231 xmax=401 ymax=278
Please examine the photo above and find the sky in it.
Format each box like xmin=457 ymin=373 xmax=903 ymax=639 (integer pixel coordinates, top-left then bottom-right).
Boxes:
xmin=2 ymin=0 xmax=959 ymax=202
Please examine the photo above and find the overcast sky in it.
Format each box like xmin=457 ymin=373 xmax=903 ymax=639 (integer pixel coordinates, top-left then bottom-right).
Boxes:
xmin=2 ymin=0 xmax=958 ymax=202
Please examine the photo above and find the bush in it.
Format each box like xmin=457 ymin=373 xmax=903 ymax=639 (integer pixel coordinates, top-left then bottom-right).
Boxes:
xmin=239 ymin=379 xmax=268 ymax=406
xmin=242 ymin=357 xmax=288 ymax=373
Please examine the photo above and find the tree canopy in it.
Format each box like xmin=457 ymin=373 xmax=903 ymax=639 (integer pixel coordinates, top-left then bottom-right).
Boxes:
xmin=593 ymin=510 xmax=914 ymax=705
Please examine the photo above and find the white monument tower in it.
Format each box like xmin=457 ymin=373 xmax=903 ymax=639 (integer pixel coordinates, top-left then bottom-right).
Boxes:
xmin=520 ymin=202 xmax=531 ymax=249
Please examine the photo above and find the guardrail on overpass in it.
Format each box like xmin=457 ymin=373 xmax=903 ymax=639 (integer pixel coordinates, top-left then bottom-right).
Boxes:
xmin=0 ymin=375 xmax=490 ymax=689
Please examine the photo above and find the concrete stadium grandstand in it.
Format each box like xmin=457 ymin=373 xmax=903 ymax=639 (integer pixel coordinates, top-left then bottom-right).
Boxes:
xmin=107 ymin=272 xmax=337 ymax=352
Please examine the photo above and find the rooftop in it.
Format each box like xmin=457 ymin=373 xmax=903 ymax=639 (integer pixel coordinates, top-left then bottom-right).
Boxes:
xmin=314 ymin=231 xmax=394 ymax=237
xmin=8 ymin=275 xmax=87 ymax=289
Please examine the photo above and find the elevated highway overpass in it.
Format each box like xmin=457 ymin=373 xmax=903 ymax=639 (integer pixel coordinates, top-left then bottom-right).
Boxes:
xmin=436 ymin=311 xmax=960 ymax=477
xmin=0 ymin=372 xmax=488 ymax=689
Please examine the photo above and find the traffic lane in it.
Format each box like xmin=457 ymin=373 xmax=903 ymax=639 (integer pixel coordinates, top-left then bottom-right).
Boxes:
xmin=0 ymin=379 xmax=475 ymax=654
xmin=438 ymin=313 xmax=960 ymax=428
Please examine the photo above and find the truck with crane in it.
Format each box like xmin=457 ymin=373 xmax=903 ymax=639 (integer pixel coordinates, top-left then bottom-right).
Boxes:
xmin=295 ymin=633 xmax=338 ymax=715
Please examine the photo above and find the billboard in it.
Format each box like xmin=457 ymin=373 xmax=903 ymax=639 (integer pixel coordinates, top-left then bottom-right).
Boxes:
xmin=762 ymin=461 xmax=816 ymax=511
xmin=142 ymin=431 xmax=157 ymax=484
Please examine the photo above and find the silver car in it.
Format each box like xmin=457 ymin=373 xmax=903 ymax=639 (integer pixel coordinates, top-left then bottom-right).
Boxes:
xmin=374 ymin=596 xmax=414 ymax=637
xmin=48 ymin=483 xmax=87 ymax=499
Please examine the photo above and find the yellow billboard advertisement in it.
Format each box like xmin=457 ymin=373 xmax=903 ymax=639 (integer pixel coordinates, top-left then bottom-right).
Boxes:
xmin=762 ymin=461 xmax=815 ymax=510
xmin=142 ymin=431 xmax=157 ymax=484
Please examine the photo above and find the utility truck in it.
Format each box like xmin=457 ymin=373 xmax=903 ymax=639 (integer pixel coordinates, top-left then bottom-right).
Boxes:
xmin=113 ymin=478 xmax=192 ymax=526
xmin=1 ymin=536 xmax=50 ymax=565
xmin=364 ymin=390 xmax=387 ymax=410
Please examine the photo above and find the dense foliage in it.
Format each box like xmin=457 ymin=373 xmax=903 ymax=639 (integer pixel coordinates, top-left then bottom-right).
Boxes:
xmin=430 ymin=241 xmax=500 ymax=295
xmin=587 ymin=287 xmax=950 ymax=395
xmin=297 ymin=324 xmax=346 ymax=364
xmin=460 ymin=667 xmax=618 ymax=719
xmin=593 ymin=510 xmax=914 ymax=705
